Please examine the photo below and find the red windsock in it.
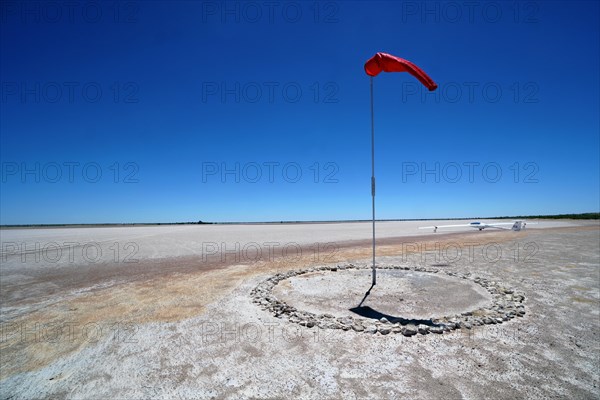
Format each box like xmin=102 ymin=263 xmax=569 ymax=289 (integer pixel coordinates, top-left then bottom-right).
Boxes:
xmin=364 ymin=52 xmax=438 ymax=91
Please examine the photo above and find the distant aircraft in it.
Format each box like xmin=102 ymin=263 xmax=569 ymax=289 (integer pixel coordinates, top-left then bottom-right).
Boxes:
xmin=419 ymin=221 xmax=532 ymax=233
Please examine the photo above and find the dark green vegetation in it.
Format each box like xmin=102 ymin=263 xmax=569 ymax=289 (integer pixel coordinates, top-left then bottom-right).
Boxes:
xmin=508 ymin=213 xmax=599 ymax=220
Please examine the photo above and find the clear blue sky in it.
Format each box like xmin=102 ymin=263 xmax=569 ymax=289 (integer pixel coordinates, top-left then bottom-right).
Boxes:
xmin=1 ymin=1 xmax=598 ymax=224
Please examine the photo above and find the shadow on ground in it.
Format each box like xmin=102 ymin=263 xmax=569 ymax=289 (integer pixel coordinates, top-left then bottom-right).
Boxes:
xmin=350 ymin=284 xmax=438 ymax=326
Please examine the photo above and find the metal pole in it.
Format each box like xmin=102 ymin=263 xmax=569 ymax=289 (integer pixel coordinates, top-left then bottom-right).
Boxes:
xmin=370 ymin=76 xmax=376 ymax=286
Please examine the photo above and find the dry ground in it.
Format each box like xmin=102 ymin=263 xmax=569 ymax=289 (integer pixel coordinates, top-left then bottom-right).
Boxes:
xmin=1 ymin=225 xmax=598 ymax=399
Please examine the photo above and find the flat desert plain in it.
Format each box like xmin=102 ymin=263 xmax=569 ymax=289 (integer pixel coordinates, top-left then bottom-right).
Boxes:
xmin=0 ymin=220 xmax=598 ymax=399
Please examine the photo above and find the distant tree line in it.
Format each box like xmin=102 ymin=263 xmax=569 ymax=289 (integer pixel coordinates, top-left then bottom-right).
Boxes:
xmin=508 ymin=213 xmax=599 ymax=220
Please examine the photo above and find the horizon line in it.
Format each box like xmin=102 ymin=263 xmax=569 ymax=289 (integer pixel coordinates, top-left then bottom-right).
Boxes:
xmin=1 ymin=212 xmax=598 ymax=228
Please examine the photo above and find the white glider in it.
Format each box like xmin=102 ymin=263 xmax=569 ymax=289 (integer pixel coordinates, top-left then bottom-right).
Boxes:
xmin=419 ymin=220 xmax=534 ymax=233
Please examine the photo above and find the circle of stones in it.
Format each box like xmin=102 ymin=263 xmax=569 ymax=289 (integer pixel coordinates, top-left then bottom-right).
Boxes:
xmin=251 ymin=263 xmax=526 ymax=336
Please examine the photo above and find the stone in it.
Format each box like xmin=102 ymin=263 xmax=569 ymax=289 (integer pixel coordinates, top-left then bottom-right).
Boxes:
xmin=417 ymin=324 xmax=430 ymax=334
xmin=380 ymin=317 xmax=390 ymax=324
xmin=379 ymin=327 xmax=392 ymax=335
xmin=402 ymin=325 xmax=418 ymax=336
xmin=321 ymin=322 xmax=341 ymax=329
xmin=352 ymin=324 xmax=365 ymax=332
xmin=365 ymin=325 xmax=378 ymax=334
xmin=430 ymin=326 xmax=444 ymax=334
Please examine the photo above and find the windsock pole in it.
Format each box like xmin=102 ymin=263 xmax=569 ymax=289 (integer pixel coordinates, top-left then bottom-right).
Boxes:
xmin=370 ymin=76 xmax=376 ymax=286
